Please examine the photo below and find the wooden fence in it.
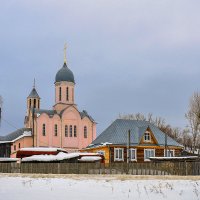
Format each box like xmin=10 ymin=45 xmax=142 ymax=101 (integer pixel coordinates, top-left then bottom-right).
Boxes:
xmin=0 ymin=161 xmax=200 ymax=175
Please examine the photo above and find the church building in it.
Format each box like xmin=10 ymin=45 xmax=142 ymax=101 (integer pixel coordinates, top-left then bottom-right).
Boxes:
xmin=0 ymin=45 xmax=96 ymax=157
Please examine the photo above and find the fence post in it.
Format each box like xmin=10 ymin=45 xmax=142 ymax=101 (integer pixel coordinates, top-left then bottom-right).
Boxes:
xmin=185 ymin=161 xmax=188 ymax=176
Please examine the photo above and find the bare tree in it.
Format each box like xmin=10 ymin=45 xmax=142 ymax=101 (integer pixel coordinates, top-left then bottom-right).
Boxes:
xmin=185 ymin=92 xmax=200 ymax=152
xmin=118 ymin=113 xmax=183 ymax=143
xmin=118 ymin=113 xmax=166 ymax=129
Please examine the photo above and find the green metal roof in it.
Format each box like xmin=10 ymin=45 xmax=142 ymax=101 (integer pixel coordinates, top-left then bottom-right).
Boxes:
xmin=55 ymin=63 xmax=75 ymax=83
xmin=0 ymin=128 xmax=32 ymax=142
xmin=28 ymin=88 xmax=40 ymax=98
xmin=91 ymin=119 xmax=182 ymax=147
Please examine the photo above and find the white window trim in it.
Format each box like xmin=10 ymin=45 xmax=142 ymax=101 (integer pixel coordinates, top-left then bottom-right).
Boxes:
xmin=164 ymin=149 xmax=175 ymax=157
xmin=130 ymin=148 xmax=137 ymax=161
xmin=114 ymin=148 xmax=124 ymax=161
xmin=144 ymin=149 xmax=155 ymax=161
xmin=96 ymin=150 xmax=105 ymax=156
xmin=144 ymin=131 xmax=151 ymax=142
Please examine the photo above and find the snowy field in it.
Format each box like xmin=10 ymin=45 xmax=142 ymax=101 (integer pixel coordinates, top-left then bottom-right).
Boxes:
xmin=0 ymin=174 xmax=200 ymax=200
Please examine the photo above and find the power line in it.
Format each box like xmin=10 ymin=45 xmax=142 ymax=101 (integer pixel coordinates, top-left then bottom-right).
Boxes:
xmin=1 ymin=117 xmax=19 ymax=130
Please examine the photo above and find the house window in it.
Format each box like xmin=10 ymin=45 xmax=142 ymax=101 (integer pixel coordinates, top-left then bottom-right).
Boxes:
xmin=38 ymin=99 xmax=40 ymax=108
xmin=66 ymin=87 xmax=69 ymax=101
xmin=14 ymin=145 xmax=16 ymax=151
xmin=59 ymin=87 xmax=62 ymax=101
xmin=84 ymin=126 xmax=87 ymax=138
xmin=33 ymin=99 xmax=36 ymax=108
xmin=42 ymin=124 xmax=46 ymax=136
xmin=54 ymin=124 xmax=58 ymax=136
xmin=97 ymin=151 xmax=105 ymax=156
xmin=144 ymin=149 xmax=155 ymax=161
xmin=65 ymin=125 xmax=68 ymax=137
xmin=114 ymin=148 xmax=124 ymax=161
xmin=144 ymin=131 xmax=151 ymax=142
xmin=164 ymin=149 xmax=175 ymax=157
xmin=130 ymin=148 xmax=137 ymax=161
xmin=74 ymin=125 xmax=77 ymax=137
xmin=70 ymin=125 xmax=73 ymax=137
xmin=18 ymin=143 xmax=20 ymax=149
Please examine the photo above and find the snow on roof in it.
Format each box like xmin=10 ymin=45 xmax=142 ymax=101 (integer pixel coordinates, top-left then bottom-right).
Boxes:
xmin=22 ymin=152 xmax=80 ymax=162
xmin=78 ymin=156 xmax=102 ymax=162
xmin=149 ymin=156 xmax=199 ymax=160
xmin=79 ymin=152 xmax=99 ymax=156
xmin=86 ymin=142 xmax=113 ymax=149
xmin=0 ymin=158 xmax=19 ymax=162
xmin=100 ymin=142 xmax=112 ymax=146
xmin=0 ymin=130 xmax=32 ymax=144
xmin=22 ymin=152 xmax=101 ymax=162
xmin=20 ymin=147 xmax=67 ymax=152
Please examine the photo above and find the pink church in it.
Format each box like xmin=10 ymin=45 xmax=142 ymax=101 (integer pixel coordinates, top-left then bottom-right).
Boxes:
xmin=0 ymin=46 xmax=96 ymax=157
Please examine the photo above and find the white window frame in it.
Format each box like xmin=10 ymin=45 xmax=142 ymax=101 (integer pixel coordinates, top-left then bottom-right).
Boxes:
xmin=130 ymin=148 xmax=137 ymax=161
xmin=97 ymin=150 xmax=105 ymax=156
xmin=144 ymin=149 xmax=155 ymax=161
xmin=164 ymin=149 xmax=175 ymax=157
xmin=144 ymin=131 xmax=151 ymax=142
xmin=114 ymin=148 xmax=124 ymax=161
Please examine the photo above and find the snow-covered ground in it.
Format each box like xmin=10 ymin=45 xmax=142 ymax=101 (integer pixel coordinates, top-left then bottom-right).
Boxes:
xmin=0 ymin=174 xmax=200 ymax=200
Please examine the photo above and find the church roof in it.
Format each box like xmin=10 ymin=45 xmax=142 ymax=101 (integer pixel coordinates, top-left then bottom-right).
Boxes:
xmin=34 ymin=108 xmax=95 ymax=123
xmin=34 ymin=109 xmax=56 ymax=117
xmin=0 ymin=128 xmax=32 ymax=142
xmin=28 ymin=88 xmax=40 ymax=98
xmin=55 ymin=63 xmax=75 ymax=83
xmin=90 ymin=119 xmax=182 ymax=147
xmin=80 ymin=110 xmax=95 ymax=123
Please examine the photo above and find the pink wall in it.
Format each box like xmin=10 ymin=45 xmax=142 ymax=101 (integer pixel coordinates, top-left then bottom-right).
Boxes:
xmin=10 ymin=137 xmax=33 ymax=158
xmin=35 ymin=105 xmax=96 ymax=151
xmin=55 ymin=82 xmax=75 ymax=107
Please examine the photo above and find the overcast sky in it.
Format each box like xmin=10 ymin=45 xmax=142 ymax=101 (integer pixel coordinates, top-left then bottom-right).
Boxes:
xmin=0 ymin=0 xmax=200 ymax=136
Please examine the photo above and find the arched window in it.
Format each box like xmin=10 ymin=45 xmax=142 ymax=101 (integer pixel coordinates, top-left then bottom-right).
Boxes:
xmin=84 ymin=126 xmax=87 ymax=138
xmin=29 ymin=99 xmax=31 ymax=109
xmin=65 ymin=125 xmax=68 ymax=137
xmin=33 ymin=99 xmax=36 ymax=108
xmin=59 ymin=87 xmax=62 ymax=101
xmin=42 ymin=124 xmax=46 ymax=136
xmin=66 ymin=87 xmax=69 ymax=101
xmin=72 ymin=88 xmax=74 ymax=102
xmin=74 ymin=125 xmax=77 ymax=137
xmin=70 ymin=125 xmax=73 ymax=137
xmin=54 ymin=124 xmax=58 ymax=136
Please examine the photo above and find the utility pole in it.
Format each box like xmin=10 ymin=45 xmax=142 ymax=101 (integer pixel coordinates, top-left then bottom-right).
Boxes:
xmin=127 ymin=129 xmax=131 ymax=174
xmin=32 ymin=108 xmax=35 ymax=147
xmin=165 ymin=131 xmax=167 ymax=157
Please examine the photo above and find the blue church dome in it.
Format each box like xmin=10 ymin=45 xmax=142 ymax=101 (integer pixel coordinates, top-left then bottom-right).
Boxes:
xmin=55 ymin=63 xmax=75 ymax=83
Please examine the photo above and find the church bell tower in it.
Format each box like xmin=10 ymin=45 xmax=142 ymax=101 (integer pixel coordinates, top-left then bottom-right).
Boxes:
xmin=25 ymin=79 xmax=40 ymax=128
xmin=54 ymin=44 xmax=76 ymax=112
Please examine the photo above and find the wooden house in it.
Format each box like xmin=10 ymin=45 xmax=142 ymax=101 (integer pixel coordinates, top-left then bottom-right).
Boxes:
xmin=81 ymin=119 xmax=183 ymax=163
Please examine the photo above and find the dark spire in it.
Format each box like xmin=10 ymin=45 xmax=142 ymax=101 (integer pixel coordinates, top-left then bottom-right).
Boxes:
xmin=28 ymin=79 xmax=40 ymax=98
